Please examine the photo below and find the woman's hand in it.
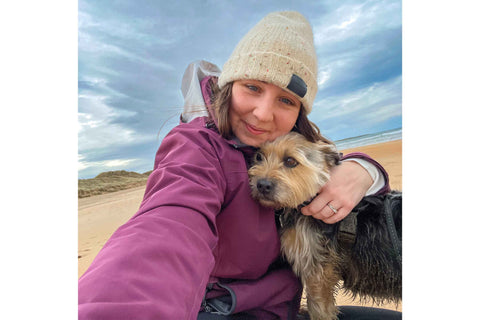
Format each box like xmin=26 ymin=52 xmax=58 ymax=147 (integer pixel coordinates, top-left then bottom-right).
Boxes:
xmin=300 ymin=161 xmax=373 ymax=224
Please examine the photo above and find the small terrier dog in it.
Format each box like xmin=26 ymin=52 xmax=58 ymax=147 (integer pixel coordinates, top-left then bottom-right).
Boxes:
xmin=248 ymin=132 xmax=402 ymax=320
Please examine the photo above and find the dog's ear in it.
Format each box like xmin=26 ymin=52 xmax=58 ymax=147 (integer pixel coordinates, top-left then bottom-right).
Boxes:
xmin=319 ymin=144 xmax=341 ymax=167
xmin=304 ymin=142 xmax=341 ymax=168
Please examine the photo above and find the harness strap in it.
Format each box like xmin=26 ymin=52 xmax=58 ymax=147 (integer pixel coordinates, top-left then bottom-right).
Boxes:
xmin=338 ymin=211 xmax=357 ymax=244
xmin=339 ymin=197 xmax=402 ymax=266
xmin=384 ymin=196 xmax=402 ymax=265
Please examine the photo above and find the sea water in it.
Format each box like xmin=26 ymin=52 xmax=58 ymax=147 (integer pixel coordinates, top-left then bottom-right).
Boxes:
xmin=334 ymin=128 xmax=402 ymax=150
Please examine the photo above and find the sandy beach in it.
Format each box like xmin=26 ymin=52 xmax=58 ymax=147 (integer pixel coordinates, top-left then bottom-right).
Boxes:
xmin=78 ymin=139 xmax=402 ymax=311
xmin=334 ymin=139 xmax=402 ymax=311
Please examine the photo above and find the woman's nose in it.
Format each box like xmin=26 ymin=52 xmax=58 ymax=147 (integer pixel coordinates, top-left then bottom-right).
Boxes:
xmin=252 ymin=97 xmax=274 ymax=122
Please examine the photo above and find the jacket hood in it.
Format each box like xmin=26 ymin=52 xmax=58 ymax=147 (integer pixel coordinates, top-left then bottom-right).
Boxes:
xmin=181 ymin=60 xmax=221 ymax=123
xmin=181 ymin=60 xmax=256 ymax=151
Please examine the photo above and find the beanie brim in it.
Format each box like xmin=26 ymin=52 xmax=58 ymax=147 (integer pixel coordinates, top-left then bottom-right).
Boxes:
xmin=218 ymin=52 xmax=317 ymax=114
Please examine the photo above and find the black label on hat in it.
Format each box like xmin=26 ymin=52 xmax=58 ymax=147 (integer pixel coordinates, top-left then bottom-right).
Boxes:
xmin=286 ymin=74 xmax=307 ymax=98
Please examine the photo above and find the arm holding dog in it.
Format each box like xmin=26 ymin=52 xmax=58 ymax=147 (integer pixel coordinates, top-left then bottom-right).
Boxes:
xmin=301 ymin=152 xmax=391 ymax=224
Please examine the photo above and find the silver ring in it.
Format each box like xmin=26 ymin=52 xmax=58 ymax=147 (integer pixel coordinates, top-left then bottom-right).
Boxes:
xmin=327 ymin=203 xmax=338 ymax=214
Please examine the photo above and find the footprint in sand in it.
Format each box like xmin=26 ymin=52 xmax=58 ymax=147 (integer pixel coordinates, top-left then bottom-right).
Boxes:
xmin=78 ymin=248 xmax=91 ymax=259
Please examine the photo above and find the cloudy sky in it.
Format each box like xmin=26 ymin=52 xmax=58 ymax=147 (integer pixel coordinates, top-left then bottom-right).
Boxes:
xmin=78 ymin=0 xmax=402 ymax=179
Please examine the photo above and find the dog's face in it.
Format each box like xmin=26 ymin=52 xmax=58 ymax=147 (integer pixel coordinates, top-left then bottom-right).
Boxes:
xmin=248 ymin=132 xmax=340 ymax=209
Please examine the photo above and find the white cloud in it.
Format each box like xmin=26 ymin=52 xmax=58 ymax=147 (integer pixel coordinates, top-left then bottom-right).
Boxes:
xmin=313 ymin=1 xmax=401 ymax=47
xmin=78 ymin=10 xmax=176 ymax=71
xmin=317 ymin=69 xmax=331 ymax=88
xmin=312 ymin=75 xmax=402 ymax=124
xmin=78 ymin=155 xmax=145 ymax=179
xmin=78 ymin=156 xmax=136 ymax=172
xmin=311 ymin=1 xmax=401 ymax=92
xmin=78 ymin=94 xmax=151 ymax=152
xmin=313 ymin=4 xmax=362 ymax=46
xmin=78 ymin=153 xmax=154 ymax=178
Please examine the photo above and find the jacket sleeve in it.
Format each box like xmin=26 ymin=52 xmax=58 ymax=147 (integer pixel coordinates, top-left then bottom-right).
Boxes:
xmin=341 ymin=152 xmax=391 ymax=195
xmin=78 ymin=126 xmax=226 ymax=320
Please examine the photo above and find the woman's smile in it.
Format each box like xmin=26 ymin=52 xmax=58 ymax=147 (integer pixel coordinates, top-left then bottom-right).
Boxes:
xmin=244 ymin=121 xmax=267 ymax=135
xmin=229 ymin=80 xmax=301 ymax=147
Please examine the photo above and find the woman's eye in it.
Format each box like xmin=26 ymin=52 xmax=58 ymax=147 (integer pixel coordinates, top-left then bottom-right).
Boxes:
xmin=280 ymin=97 xmax=294 ymax=105
xmin=246 ymin=85 xmax=259 ymax=92
xmin=284 ymin=157 xmax=298 ymax=168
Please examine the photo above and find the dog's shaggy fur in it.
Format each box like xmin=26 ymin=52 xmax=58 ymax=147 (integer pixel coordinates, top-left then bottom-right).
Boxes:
xmin=248 ymin=132 xmax=402 ymax=320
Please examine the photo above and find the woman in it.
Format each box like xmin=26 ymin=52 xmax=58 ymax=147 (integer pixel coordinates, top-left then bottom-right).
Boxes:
xmin=79 ymin=11 xmax=399 ymax=319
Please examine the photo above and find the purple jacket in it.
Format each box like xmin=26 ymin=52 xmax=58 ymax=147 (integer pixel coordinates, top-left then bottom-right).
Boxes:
xmin=79 ymin=116 xmax=303 ymax=319
xmin=78 ymin=78 xmax=390 ymax=320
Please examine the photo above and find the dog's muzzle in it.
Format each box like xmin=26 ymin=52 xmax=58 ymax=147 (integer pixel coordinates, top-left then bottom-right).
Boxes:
xmin=256 ymin=178 xmax=274 ymax=197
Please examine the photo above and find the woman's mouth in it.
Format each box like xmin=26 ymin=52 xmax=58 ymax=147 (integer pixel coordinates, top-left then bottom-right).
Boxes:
xmin=245 ymin=122 xmax=267 ymax=135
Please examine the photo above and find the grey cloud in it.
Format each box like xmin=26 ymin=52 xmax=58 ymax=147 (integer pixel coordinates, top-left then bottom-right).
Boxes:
xmin=317 ymin=27 xmax=402 ymax=97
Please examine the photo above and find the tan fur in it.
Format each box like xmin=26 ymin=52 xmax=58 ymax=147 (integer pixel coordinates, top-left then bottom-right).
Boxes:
xmin=249 ymin=132 xmax=336 ymax=209
xmin=249 ymin=132 xmax=341 ymax=320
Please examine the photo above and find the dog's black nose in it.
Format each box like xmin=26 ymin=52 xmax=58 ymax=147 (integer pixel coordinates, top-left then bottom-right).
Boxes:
xmin=257 ymin=179 xmax=274 ymax=195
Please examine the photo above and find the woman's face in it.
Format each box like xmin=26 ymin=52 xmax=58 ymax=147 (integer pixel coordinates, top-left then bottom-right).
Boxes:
xmin=229 ymin=80 xmax=301 ymax=147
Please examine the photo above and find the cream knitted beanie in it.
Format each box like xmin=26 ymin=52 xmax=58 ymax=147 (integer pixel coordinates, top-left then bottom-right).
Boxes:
xmin=218 ymin=11 xmax=318 ymax=114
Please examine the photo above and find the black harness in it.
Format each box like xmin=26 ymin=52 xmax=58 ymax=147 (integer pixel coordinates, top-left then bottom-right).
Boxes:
xmin=276 ymin=196 xmax=402 ymax=265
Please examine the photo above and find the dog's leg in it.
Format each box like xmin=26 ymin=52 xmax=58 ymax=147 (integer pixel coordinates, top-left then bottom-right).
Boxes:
xmin=281 ymin=219 xmax=341 ymax=320
xmin=304 ymin=262 xmax=340 ymax=320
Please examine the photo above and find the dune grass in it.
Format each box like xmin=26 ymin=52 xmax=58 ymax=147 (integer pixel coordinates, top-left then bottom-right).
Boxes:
xmin=78 ymin=170 xmax=152 ymax=198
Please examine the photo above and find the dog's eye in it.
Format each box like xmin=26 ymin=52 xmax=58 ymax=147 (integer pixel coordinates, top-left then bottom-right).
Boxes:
xmin=255 ymin=152 xmax=263 ymax=162
xmin=284 ymin=157 xmax=298 ymax=168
